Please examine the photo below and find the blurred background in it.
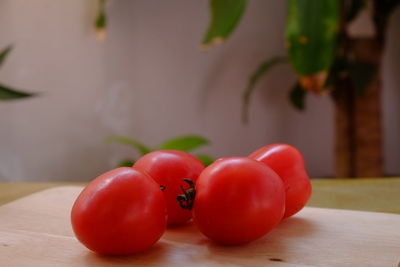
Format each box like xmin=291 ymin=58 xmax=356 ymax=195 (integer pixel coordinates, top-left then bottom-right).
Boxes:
xmin=0 ymin=0 xmax=399 ymax=181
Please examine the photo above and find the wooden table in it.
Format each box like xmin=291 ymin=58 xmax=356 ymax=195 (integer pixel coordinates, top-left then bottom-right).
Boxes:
xmin=1 ymin=178 xmax=399 ymax=213
xmin=0 ymin=180 xmax=399 ymax=266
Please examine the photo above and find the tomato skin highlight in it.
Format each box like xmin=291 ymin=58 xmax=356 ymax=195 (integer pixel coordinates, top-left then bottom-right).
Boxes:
xmin=71 ymin=167 xmax=167 ymax=255
xmin=249 ymin=144 xmax=312 ymax=218
xmin=193 ymin=157 xmax=285 ymax=245
xmin=133 ymin=150 xmax=205 ymax=225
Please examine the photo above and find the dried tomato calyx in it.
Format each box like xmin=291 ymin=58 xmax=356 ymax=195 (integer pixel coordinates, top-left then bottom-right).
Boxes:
xmin=177 ymin=178 xmax=196 ymax=210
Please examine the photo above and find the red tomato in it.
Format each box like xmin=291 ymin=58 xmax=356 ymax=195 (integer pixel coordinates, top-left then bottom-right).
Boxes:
xmin=71 ymin=167 xmax=167 ymax=255
xmin=133 ymin=150 xmax=205 ymax=225
xmin=193 ymin=157 xmax=285 ymax=245
xmin=249 ymin=144 xmax=312 ymax=218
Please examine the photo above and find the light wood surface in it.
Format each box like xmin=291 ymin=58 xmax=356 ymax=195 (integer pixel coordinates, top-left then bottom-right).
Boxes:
xmin=0 ymin=186 xmax=399 ymax=266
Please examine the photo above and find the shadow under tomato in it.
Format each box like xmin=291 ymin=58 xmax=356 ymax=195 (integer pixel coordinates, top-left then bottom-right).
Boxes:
xmin=162 ymin=221 xmax=204 ymax=243
xmin=82 ymin=242 xmax=168 ymax=266
xmin=276 ymin=216 xmax=317 ymax=237
xmin=198 ymin=216 xmax=317 ymax=265
xmin=165 ymin=220 xmax=195 ymax=231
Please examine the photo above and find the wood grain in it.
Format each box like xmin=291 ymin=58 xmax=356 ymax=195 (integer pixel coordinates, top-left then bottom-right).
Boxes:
xmin=0 ymin=186 xmax=399 ymax=266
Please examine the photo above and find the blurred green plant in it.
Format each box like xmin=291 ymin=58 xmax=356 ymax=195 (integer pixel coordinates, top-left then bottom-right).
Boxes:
xmin=201 ymin=0 xmax=246 ymax=49
xmin=241 ymin=56 xmax=288 ymax=122
xmin=95 ymin=0 xmax=107 ymax=41
xmin=202 ymin=0 xmax=341 ymax=116
xmin=104 ymin=134 xmax=214 ymax=167
xmin=201 ymin=0 xmax=398 ymax=112
xmin=201 ymin=0 xmax=400 ymax=177
xmin=0 ymin=45 xmax=35 ymax=101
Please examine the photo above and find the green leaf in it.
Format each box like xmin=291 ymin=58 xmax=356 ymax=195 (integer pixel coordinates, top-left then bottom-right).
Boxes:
xmin=104 ymin=136 xmax=152 ymax=156
xmin=95 ymin=0 xmax=107 ymax=29
xmin=289 ymin=82 xmax=306 ymax=110
xmin=242 ymin=57 xmax=287 ymax=123
xmin=0 ymin=84 xmax=35 ymax=100
xmin=202 ymin=0 xmax=247 ymax=48
xmin=0 ymin=47 xmax=36 ymax=101
xmin=0 ymin=45 xmax=13 ymax=68
xmin=195 ymin=154 xmax=215 ymax=166
xmin=285 ymin=0 xmax=340 ymax=76
xmin=95 ymin=0 xmax=107 ymax=40
xmin=95 ymin=12 xmax=106 ymax=29
xmin=345 ymin=0 xmax=366 ymax=22
xmin=158 ymin=135 xmax=210 ymax=152
xmin=349 ymin=61 xmax=377 ymax=96
xmin=117 ymin=159 xmax=135 ymax=167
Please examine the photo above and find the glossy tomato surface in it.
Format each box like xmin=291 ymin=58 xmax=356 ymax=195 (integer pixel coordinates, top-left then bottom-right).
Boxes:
xmin=133 ymin=150 xmax=205 ymax=225
xmin=71 ymin=167 xmax=167 ymax=255
xmin=249 ymin=144 xmax=312 ymax=218
xmin=193 ymin=157 xmax=285 ymax=245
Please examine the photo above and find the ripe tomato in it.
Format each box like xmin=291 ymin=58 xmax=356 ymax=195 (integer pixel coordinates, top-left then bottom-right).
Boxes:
xmin=193 ymin=157 xmax=285 ymax=245
xmin=71 ymin=167 xmax=167 ymax=255
xmin=249 ymin=144 xmax=312 ymax=218
xmin=133 ymin=150 xmax=205 ymax=225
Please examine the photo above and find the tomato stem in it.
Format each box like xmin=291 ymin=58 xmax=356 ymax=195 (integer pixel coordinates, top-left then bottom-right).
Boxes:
xmin=160 ymin=185 xmax=166 ymax=191
xmin=176 ymin=178 xmax=196 ymax=210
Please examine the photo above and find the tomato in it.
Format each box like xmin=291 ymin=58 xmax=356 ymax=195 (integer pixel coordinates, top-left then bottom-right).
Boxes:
xmin=133 ymin=150 xmax=205 ymax=225
xmin=249 ymin=144 xmax=312 ymax=218
xmin=193 ymin=157 xmax=285 ymax=245
xmin=71 ymin=167 xmax=167 ymax=255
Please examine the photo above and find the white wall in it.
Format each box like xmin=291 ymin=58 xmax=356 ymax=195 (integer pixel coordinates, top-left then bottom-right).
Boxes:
xmin=0 ymin=0 xmax=398 ymax=181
